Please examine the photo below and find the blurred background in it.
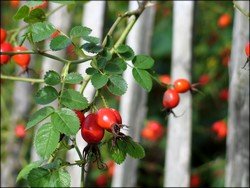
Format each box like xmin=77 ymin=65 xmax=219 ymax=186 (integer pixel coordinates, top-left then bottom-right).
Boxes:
xmin=1 ymin=1 xmax=249 ymax=187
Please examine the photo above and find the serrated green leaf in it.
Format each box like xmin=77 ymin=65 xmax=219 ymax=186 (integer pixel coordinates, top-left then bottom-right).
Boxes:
xmin=51 ymin=108 xmax=80 ymax=136
xmin=49 ymin=169 xmax=71 ymax=187
xmin=82 ymin=35 xmax=100 ymax=44
xmin=24 ymin=8 xmax=46 ymax=24
xmin=104 ymin=63 xmax=122 ymax=75
xmin=82 ymin=43 xmax=102 ymax=53
xmin=60 ymin=89 xmax=88 ymax=110
xmin=65 ymin=72 xmax=83 ymax=84
xmin=100 ymin=49 xmax=112 ymax=61
xmin=91 ymin=73 xmax=109 ymax=89
xmin=42 ymin=159 xmax=62 ymax=170
xmin=27 ymin=167 xmax=50 ymax=187
xmin=107 ymin=75 xmax=127 ymax=96
xmin=96 ymin=57 xmax=107 ymax=69
xmin=70 ymin=26 xmax=92 ymax=38
xmin=34 ymin=86 xmax=58 ymax=105
xmin=31 ymin=22 xmax=56 ymax=42
xmin=44 ymin=70 xmax=61 ymax=86
xmin=86 ymin=67 xmax=98 ymax=75
xmin=50 ymin=35 xmax=72 ymax=51
xmin=108 ymin=139 xmax=126 ymax=164
xmin=132 ymin=68 xmax=152 ymax=92
xmin=116 ymin=44 xmax=134 ymax=60
xmin=113 ymin=58 xmax=127 ymax=71
xmin=34 ymin=123 xmax=60 ymax=159
xmin=13 ymin=5 xmax=30 ymax=21
xmin=26 ymin=106 xmax=55 ymax=130
xmin=16 ymin=161 xmax=43 ymax=182
xmin=124 ymin=137 xmax=145 ymax=159
xmin=132 ymin=55 xmax=154 ymax=69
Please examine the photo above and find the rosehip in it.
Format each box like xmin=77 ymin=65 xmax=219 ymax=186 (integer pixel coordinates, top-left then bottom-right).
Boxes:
xmin=217 ymin=13 xmax=231 ymax=28
xmin=1 ymin=28 xmax=7 ymax=43
xmin=162 ymin=89 xmax=180 ymax=109
xmin=174 ymin=78 xmax=191 ymax=93
xmin=245 ymin=42 xmax=250 ymax=57
xmin=198 ymin=74 xmax=210 ymax=85
xmin=12 ymin=46 xmax=31 ymax=69
xmin=211 ymin=120 xmax=227 ymax=139
xmin=190 ymin=174 xmax=201 ymax=187
xmin=159 ymin=74 xmax=171 ymax=85
xmin=0 ymin=42 xmax=13 ymax=65
xmin=15 ymin=124 xmax=26 ymax=138
xmin=97 ymin=108 xmax=120 ymax=130
xmin=74 ymin=110 xmax=85 ymax=125
xmin=81 ymin=113 xmax=104 ymax=144
xmin=95 ymin=174 xmax=108 ymax=187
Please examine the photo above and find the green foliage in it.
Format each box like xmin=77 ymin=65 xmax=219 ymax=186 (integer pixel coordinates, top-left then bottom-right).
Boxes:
xmin=133 ymin=55 xmax=154 ymax=69
xmin=34 ymin=86 xmax=58 ymax=105
xmin=50 ymin=35 xmax=72 ymax=51
xmin=51 ymin=108 xmax=80 ymax=136
xmin=60 ymin=89 xmax=89 ymax=110
xmin=70 ymin=26 xmax=92 ymax=38
xmin=91 ymin=73 xmax=109 ymax=89
xmin=65 ymin=72 xmax=83 ymax=84
xmin=34 ymin=123 xmax=60 ymax=159
xmin=16 ymin=161 xmax=43 ymax=182
xmin=82 ymin=43 xmax=102 ymax=53
xmin=13 ymin=6 xmax=30 ymax=21
xmin=116 ymin=44 xmax=135 ymax=60
xmin=26 ymin=106 xmax=55 ymax=130
xmin=24 ymin=8 xmax=46 ymax=24
xmin=30 ymin=22 xmax=56 ymax=43
xmin=132 ymin=68 xmax=152 ymax=92
xmin=107 ymin=75 xmax=127 ymax=96
xmin=44 ymin=70 xmax=61 ymax=86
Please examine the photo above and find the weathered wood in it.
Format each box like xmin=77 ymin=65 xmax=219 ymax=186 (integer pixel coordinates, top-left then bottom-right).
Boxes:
xmin=111 ymin=2 xmax=156 ymax=187
xmin=225 ymin=1 xmax=249 ymax=187
xmin=31 ymin=2 xmax=71 ymax=162
xmin=66 ymin=1 xmax=106 ymax=187
xmin=164 ymin=1 xmax=194 ymax=187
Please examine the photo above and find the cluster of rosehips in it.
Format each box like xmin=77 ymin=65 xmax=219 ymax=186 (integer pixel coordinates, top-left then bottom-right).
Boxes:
xmin=141 ymin=120 xmax=165 ymax=142
xmin=0 ymin=28 xmax=30 ymax=69
xmin=162 ymin=78 xmax=195 ymax=115
xmin=75 ymin=108 xmax=123 ymax=145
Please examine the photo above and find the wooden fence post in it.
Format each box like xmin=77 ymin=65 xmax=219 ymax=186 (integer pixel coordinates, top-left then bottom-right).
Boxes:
xmin=66 ymin=1 xmax=106 ymax=187
xmin=164 ymin=1 xmax=194 ymax=187
xmin=111 ymin=1 xmax=156 ymax=187
xmin=31 ymin=2 xmax=72 ymax=162
xmin=225 ymin=1 xmax=249 ymax=187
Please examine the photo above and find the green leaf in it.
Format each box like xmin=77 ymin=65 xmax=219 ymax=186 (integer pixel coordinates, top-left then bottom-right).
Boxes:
xmin=91 ymin=73 xmax=109 ymax=89
xmin=26 ymin=106 xmax=55 ymax=130
xmin=13 ymin=5 xmax=30 ymax=21
xmin=42 ymin=159 xmax=62 ymax=170
xmin=27 ymin=167 xmax=71 ymax=187
xmin=107 ymin=75 xmax=127 ymax=96
xmin=27 ymin=167 xmax=50 ymax=187
xmin=132 ymin=55 xmax=154 ymax=69
xmin=26 ymin=1 xmax=44 ymax=8
xmin=132 ymin=68 xmax=152 ymax=92
xmin=113 ymin=58 xmax=127 ymax=71
xmin=34 ymin=86 xmax=58 ymax=105
xmin=31 ymin=22 xmax=56 ymax=42
xmin=24 ymin=8 xmax=46 ymax=24
xmin=105 ymin=35 xmax=113 ymax=49
xmin=44 ymin=70 xmax=61 ymax=86
xmin=65 ymin=72 xmax=83 ymax=84
xmin=50 ymin=35 xmax=72 ymax=51
xmin=70 ymin=26 xmax=92 ymax=38
xmin=51 ymin=108 xmax=80 ymax=136
xmin=86 ymin=67 xmax=98 ymax=75
xmin=96 ymin=57 xmax=107 ymax=69
xmin=82 ymin=43 xmax=102 ymax=53
xmin=100 ymin=49 xmax=112 ymax=61
xmin=34 ymin=123 xmax=60 ymax=159
xmin=124 ymin=137 xmax=145 ymax=159
xmin=82 ymin=35 xmax=100 ymax=44
xmin=108 ymin=139 xmax=126 ymax=164
xmin=60 ymin=89 xmax=88 ymax=110
xmin=17 ymin=161 xmax=43 ymax=182
xmin=116 ymin=44 xmax=134 ymax=60
xmin=104 ymin=63 xmax=123 ymax=75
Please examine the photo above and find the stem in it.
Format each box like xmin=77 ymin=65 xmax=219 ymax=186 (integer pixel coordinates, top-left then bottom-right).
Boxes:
xmin=110 ymin=15 xmax=137 ymax=54
xmin=79 ymin=75 xmax=91 ymax=95
xmin=0 ymin=74 xmax=44 ymax=83
xmin=71 ymin=57 xmax=93 ymax=64
xmin=233 ymin=0 xmax=250 ymax=18
xmin=46 ymin=4 xmax=65 ymax=17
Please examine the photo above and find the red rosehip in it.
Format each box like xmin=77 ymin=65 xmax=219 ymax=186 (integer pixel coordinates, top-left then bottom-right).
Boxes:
xmin=211 ymin=120 xmax=227 ymax=139
xmin=218 ymin=14 xmax=231 ymax=28
xmin=198 ymin=74 xmax=210 ymax=85
xmin=245 ymin=42 xmax=250 ymax=57
xmin=159 ymin=74 xmax=171 ymax=85
xmin=15 ymin=124 xmax=26 ymax=139
xmin=12 ymin=46 xmax=31 ymax=69
xmin=190 ymin=174 xmax=201 ymax=187
xmin=162 ymin=89 xmax=180 ymax=109
xmin=1 ymin=28 xmax=7 ymax=43
xmin=0 ymin=42 xmax=13 ymax=65
xmin=174 ymin=78 xmax=191 ymax=93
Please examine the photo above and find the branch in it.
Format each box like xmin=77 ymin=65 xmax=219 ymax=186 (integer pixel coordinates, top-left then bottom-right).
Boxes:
xmin=0 ymin=74 xmax=44 ymax=84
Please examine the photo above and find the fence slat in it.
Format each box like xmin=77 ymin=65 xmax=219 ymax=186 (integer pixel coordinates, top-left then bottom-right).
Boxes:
xmin=225 ymin=1 xmax=249 ymax=187
xmin=66 ymin=1 xmax=106 ymax=187
xmin=111 ymin=2 xmax=156 ymax=187
xmin=164 ymin=1 xmax=194 ymax=187
xmin=31 ymin=2 xmax=72 ymax=162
